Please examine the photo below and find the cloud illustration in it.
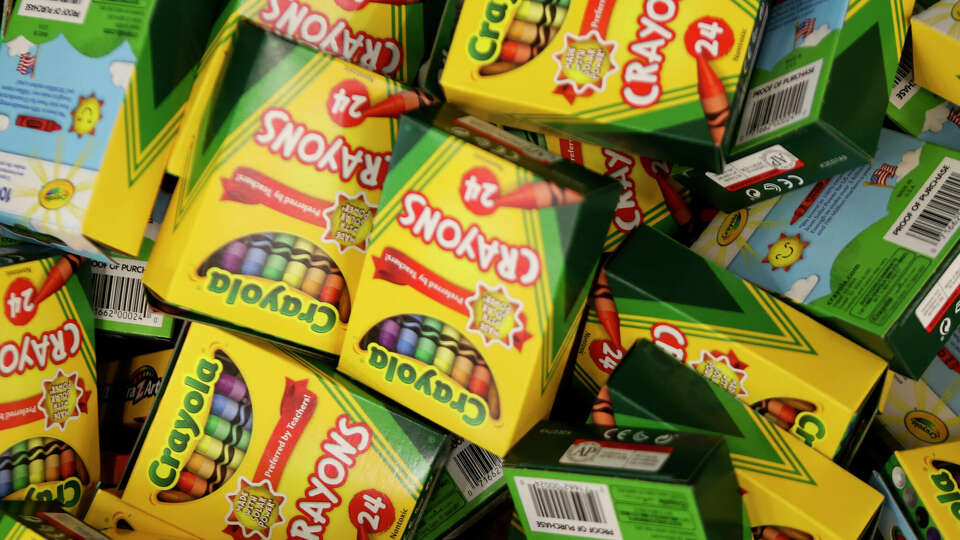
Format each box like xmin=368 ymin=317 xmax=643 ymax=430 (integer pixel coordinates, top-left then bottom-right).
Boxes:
xmin=785 ymin=274 xmax=818 ymax=303
xmin=110 ymin=61 xmax=135 ymax=89
xmin=799 ymin=24 xmax=831 ymax=48
xmin=6 ymin=36 xmax=34 ymax=57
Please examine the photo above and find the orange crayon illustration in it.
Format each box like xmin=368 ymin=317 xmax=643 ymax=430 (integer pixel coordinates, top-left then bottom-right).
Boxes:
xmin=763 ymin=398 xmax=798 ymax=425
xmin=364 ymin=89 xmax=439 ymax=118
xmin=479 ymin=61 xmax=520 ymax=76
xmin=591 ymin=385 xmax=615 ymax=427
xmin=507 ymin=20 xmax=557 ymax=48
xmin=655 ymin=176 xmax=692 ymax=231
xmin=158 ymin=490 xmax=195 ymax=503
xmin=591 ymin=268 xmax=621 ymax=348
xmin=758 ymin=526 xmax=790 ymax=540
xmin=495 ymin=181 xmax=584 ymax=209
xmin=36 ymin=253 xmax=83 ymax=304
xmin=15 ymin=115 xmax=61 ymax=132
xmin=696 ymin=54 xmax=730 ymax=146
xmin=499 ymin=40 xmax=538 ymax=64
xmin=468 ymin=358 xmax=492 ymax=398
xmin=338 ymin=290 xmax=352 ymax=323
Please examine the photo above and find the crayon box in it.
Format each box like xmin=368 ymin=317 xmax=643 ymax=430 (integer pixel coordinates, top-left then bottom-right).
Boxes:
xmin=876 ymin=371 xmax=959 ymax=450
xmin=338 ymin=103 xmax=619 ymax=456
xmin=674 ymin=0 xmax=914 ymax=211
xmin=504 ymin=420 xmax=742 ymax=540
xmin=911 ymin=1 xmax=960 ymax=106
xmin=887 ymin=38 xmax=960 ymax=152
xmin=120 ymin=322 xmax=449 ymax=540
xmin=165 ymin=0 xmax=444 ymax=178
xmin=145 ymin=22 xmax=428 ymax=358
xmin=415 ymin=438 xmax=508 ymax=540
xmin=439 ymin=0 xmax=769 ymax=172
xmin=884 ymin=439 xmax=960 ymax=538
xmin=0 ymin=248 xmax=99 ymax=512
xmin=83 ymin=489 xmax=196 ymax=539
xmin=869 ymin=470 xmax=921 ymax=540
xmin=567 ymin=225 xmax=887 ymax=461
xmin=538 ymin=135 xmax=685 ymax=250
xmin=692 ymin=128 xmax=960 ymax=378
xmin=0 ymin=1 xmax=222 ymax=260
xmin=0 ymin=501 xmax=111 ymax=540
xmin=593 ymin=340 xmax=883 ymax=540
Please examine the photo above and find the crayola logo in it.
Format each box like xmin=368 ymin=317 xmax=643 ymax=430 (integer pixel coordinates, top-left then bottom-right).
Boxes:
xmin=38 ymin=180 xmax=74 ymax=210
xmin=467 ymin=0 xmax=521 ymax=64
xmin=148 ymin=356 xmax=221 ymax=489
xmin=717 ymin=209 xmax=747 ymax=246
xmin=367 ymin=344 xmax=488 ymax=426
xmin=24 ymin=477 xmax=84 ymax=508
xmin=205 ymin=270 xmax=337 ymax=335
xmin=905 ymin=411 xmax=948 ymax=444
xmin=792 ymin=412 xmax=827 ymax=447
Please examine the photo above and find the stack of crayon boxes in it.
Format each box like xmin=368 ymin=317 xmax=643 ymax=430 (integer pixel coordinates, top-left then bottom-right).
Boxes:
xmin=6 ymin=0 xmax=960 ymax=537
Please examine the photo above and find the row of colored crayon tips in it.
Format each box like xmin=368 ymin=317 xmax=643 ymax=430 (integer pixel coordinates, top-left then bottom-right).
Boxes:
xmin=200 ymin=232 xmax=351 ymax=322
xmin=480 ymin=0 xmax=569 ymax=76
xmin=159 ymin=351 xmax=252 ymax=503
xmin=0 ymin=438 xmax=88 ymax=498
xmin=360 ymin=314 xmax=501 ymax=419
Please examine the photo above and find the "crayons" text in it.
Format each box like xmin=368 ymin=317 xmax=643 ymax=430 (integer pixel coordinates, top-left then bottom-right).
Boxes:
xmin=148 ymin=357 xmax=221 ymax=489
xmin=288 ymin=415 xmax=372 ymax=539
xmin=367 ymin=345 xmax=488 ymax=426
xmin=254 ymin=107 xmax=391 ymax=190
xmin=397 ymin=191 xmax=541 ymax=286
xmin=0 ymin=320 xmax=81 ymax=377
xmin=205 ymin=270 xmax=338 ymax=336
xmin=259 ymin=0 xmax=403 ymax=77
xmin=603 ymin=149 xmax=647 ymax=233
xmin=622 ymin=0 xmax=679 ymax=108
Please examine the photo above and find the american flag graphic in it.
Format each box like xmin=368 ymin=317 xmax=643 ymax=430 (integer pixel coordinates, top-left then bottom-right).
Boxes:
xmin=948 ymin=107 xmax=960 ymax=128
xmin=869 ymin=163 xmax=898 ymax=186
xmin=795 ymin=18 xmax=816 ymax=41
xmin=16 ymin=52 xmax=35 ymax=76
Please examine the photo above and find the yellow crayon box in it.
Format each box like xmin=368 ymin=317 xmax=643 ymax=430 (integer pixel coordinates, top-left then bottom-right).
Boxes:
xmin=912 ymin=1 xmax=960 ymax=106
xmin=83 ymin=489 xmax=197 ymax=539
xmin=0 ymin=2 xmax=223 ymax=261
xmin=0 ymin=247 xmax=99 ymax=512
xmin=145 ymin=22 xmax=427 ymax=357
xmin=120 ymin=322 xmax=449 ymax=540
xmin=884 ymin=439 xmax=960 ymax=537
xmin=0 ymin=500 xmax=112 ymax=540
xmin=338 ymin=104 xmax=619 ymax=456
xmin=540 ymin=135 xmax=686 ymax=251
xmin=567 ymin=225 xmax=888 ymax=461
xmin=439 ymin=0 xmax=769 ymax=172
xmin=876 ymin=371 xmax=960 ymax=450
xmin=597 ymin=341 xmax=884 ymax=540
xmin=166 ymin=0 xmax=443 ymax=178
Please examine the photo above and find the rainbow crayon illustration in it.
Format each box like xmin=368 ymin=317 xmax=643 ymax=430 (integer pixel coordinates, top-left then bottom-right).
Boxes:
xmin=219 ymin=240 xmax=249 ymax=274
xmin=262 ymin=233 xmax=296 ymax=281
xmin=591 ymin=269 xmax=621 ymax=348
xmin=359 ymin=316 xmax=501 ymax=418
xmin=206 ymin=413 xmax=251 ymax=451
xmin=240 ymin=233 xmax=273 ymax=275
xmin=751 ymin=398 xmax=815 ymax=431
xmin=282 ymin=238 xmax=314 ymax=288
xmin=507 ymin=21 xmax=557 ymax=48
xmin=36 ymin=253 xmax=82 ymax=304
xmin=515 ymin=1 xmax=566 ymax=28
xmin=479 ymin=62 xmax=519 ymax=76
xmin=495 ymin=181 xmax=584 ymax=209
xmin=696 ymin=54 xmax=730 ymax=146
xmin=320 ymin=266 xmax=346 ymax=306
xmin=364 ymin=90 xmax=439 ymax=118
xmin=195 ymin=435 xmax=246 ymax=470
xmin=26 ymin=438 xmax=44 ymax=485
xmin=10 ymin=442 xmax=27 ymax=492
xmin=302 ymin=247 xmax=333 ymax=298
xmin=185 ymin=453 xmax=233 ymax=488
xmin=211 ymin=394 xmax=253 ymax=431
xmin=0 ymin=451 xmax=12 ymax=498
xmin=42 ymin=438 xmax=60 ymax=482
xmin=59 ymin=447 xmax=75 ymax=480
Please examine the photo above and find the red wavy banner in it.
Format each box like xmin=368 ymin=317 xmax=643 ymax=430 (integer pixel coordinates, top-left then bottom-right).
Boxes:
xmin=371 ymin=247 xmax=473 ymax=316
xmin=221 ymin=167 xmax=334 ymax=228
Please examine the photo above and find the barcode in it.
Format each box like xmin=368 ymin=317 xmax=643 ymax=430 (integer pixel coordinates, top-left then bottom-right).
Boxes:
xmin=894 ymin=51 xmax=913 ymax=88
xmin=736 ymin=60 xmax=822 ymax=145
xmin=445 ymin=439 xmax=503 ymax=501
xmin=890 ymin=42 xmax=920 ymax=109
xmin=885 ymin=158 xmax=960 ymax=257
xmin=514 ymin=476 xmax=620 ymax=539
xmin=90 ymin=258 xmax=163 ymax=328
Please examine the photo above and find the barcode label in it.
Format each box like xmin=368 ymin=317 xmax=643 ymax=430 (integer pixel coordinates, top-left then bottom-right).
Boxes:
xmin=445 ymin=438 xmax=503 ymax=501
xmin=915 ymin=253 xmax=960 ymax=333
xmin=90 ymin=258 xmax=163 ymax=328
xmin=514 ymin=476 xmax=621 ymax=539
xmin=18 ymin=0 xmax=90 ymax=24
xmin=736 ymin=60 xmax=822 ymax=145
xmin=890 ymin=43 xmax=919 ymax=109
xmin=558 ymin=440 xmax=672 ymax=472
xmin=884 ymin=157 xmax=960 ymax=258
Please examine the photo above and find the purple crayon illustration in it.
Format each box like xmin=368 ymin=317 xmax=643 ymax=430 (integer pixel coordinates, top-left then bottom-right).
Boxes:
xmin=219 ymin=240 xmax=249 ymax=273
xmin=378 ymin=318 xmax=401 ymax=351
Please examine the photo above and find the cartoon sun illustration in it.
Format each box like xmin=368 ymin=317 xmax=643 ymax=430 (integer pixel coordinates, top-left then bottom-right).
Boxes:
xmin=762 ymin=233 xmax=808 ymax=271
xmin=69 ymin=93 xmax=102 ymax=137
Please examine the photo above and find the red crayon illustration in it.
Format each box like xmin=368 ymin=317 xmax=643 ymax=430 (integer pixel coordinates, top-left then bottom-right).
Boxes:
xmin=364 ymin=90 xmax=438 ymax=118
xmin=36 ymin=253 xmax=83 ymax=304
xmin=790 ymin=178 xmax=829 ymax=224
xmin=15 ymin=115 xmax=61 ymax=132
xmin=696 ymin=54 xmax=730 ymax=146
xmin=495 ymin=181 xmax=583 ymax=209
xmin=655 ymin=176 xmax=692 ymax=230
xmin=591 ymin=268 xmax=621 ymax=348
